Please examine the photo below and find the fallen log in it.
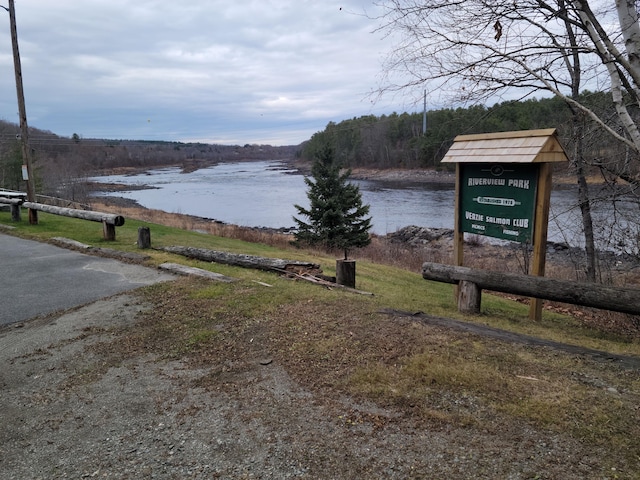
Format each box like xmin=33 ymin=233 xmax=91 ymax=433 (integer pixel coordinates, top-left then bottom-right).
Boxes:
xmin=158 ymin=263 xmax=236 ymax=282
xmin=422 ymin=262 xmax=640 ymax=315
xmin=161 ymin=245 xmax=321 ymax=274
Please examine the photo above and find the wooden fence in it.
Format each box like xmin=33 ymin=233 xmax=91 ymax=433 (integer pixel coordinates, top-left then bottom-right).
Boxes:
xmin=0 ymin=196 xmax=124 ymax=240
xmin=422 ymin=262 xmax=640 ymax=316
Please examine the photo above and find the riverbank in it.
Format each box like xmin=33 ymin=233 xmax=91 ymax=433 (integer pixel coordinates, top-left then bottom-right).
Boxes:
xmin=85 ymin=159 xmax=640 ymax=291
xmin=290 ymin=160 xmax=588 ymax=186
xmin=349 ymin=167 xmax=456 ymax=184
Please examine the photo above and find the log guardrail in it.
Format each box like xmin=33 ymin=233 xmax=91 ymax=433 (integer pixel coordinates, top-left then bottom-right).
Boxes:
xmin=0 ymin=197 xmax=124 ymax=240
xmin=422 ymin=262 xmax=640 ymax=316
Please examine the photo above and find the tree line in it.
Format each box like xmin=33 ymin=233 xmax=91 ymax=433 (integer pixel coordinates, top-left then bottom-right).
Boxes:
xmin=300 ymin=92 xmax=634 ymax=177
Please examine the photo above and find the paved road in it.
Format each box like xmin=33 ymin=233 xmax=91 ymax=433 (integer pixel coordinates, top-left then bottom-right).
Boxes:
xmin=0 ymin=233 xmax=175 ymax=326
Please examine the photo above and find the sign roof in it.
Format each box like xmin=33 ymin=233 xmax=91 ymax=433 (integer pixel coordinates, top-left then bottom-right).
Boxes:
xmin=441 ymin=128 xmax=569 ymax=164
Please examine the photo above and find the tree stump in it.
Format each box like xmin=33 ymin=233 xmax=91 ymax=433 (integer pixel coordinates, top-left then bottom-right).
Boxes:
xmin=458 ymin=280 xmax=481 ymax=314
xmin=336 ymin=259 xmax=356 ymax=288
xmin=137 ymin=226 xmax=151 ymax=249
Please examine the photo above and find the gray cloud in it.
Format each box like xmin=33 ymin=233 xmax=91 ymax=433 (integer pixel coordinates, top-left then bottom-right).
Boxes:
xmin=0 ymin=0 xmax=397 ymax=145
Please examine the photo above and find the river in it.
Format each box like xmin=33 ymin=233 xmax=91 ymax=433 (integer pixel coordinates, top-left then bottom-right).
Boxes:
xmin=90 ymin=159 xmax=635 ymax=250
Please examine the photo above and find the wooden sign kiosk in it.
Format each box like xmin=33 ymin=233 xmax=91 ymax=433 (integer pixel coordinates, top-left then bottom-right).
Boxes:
xmin=441 ymin=129 xmax=568 ymax=320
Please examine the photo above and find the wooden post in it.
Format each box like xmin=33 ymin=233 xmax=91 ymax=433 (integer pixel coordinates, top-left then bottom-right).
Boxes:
xmin=453 ymin=163 xmax=464 ymax=267
xmin=336 ymin=259 xmax=356 ymax=288
xmin=529 ymin=163 xmax=552 ymax=321
xmin=103 ymin=221 xmax=116 ymax=241
xmin=11 ymin=204 xmax=20 ymax=221
xmin=137 ymin=226 xmax=151 ymax=249
xmin=453 ymin=163 xmax=464 ymax=301
xmin=458 ymin=280 xmax=481 ymax=314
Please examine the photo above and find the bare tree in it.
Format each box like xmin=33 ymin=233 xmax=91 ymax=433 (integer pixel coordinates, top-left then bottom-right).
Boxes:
xmin=374 ymin=0 xmax=640 ymax=274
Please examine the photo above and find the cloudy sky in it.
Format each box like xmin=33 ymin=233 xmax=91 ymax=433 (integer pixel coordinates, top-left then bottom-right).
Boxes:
xmin=0 ymin=1 xmax=409 ymax=146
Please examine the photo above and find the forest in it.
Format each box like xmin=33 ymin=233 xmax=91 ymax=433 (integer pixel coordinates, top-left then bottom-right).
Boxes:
xmin=299 ymin=92 xmax=634 ymax=176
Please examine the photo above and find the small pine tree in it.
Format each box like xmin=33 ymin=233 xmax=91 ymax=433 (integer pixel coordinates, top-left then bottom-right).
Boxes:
xmin=0 ymin=141 xmax=24 ymax=191
xmin=293 ymin=144 xmax=372 ymax=259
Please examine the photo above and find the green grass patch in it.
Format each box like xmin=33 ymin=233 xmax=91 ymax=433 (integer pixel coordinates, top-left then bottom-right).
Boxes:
xmin=2 ymin=209 xmax=639 ymax=356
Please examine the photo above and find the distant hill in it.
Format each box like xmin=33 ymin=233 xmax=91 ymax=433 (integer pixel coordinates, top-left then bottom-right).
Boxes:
xmin=0 ymin=91 xmax=623 ymax=200
xmin=0 ymin=119 xmax=300 ymax=171
xmin=0 ymin=119 xmax=300 ymax=199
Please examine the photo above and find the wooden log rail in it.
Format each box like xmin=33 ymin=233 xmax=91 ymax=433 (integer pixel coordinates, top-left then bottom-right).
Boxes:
xmin=0 ymin=198 xmax=125 ymax=240
xmin=422 ymin=262 xmax=640 ymax=316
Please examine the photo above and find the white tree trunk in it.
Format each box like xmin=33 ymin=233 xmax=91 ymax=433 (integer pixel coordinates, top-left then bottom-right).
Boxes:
xmin=616 ymin=0 xmax=640 ymax=83
xmin=574 ymin=0 xmax=640 ymax=153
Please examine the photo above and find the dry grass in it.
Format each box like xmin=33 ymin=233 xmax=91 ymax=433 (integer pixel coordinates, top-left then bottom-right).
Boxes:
xmin=95 ymin=202 xmax=295 ymax=249
xmin=84 ymin=275 xmax=640 ymax=474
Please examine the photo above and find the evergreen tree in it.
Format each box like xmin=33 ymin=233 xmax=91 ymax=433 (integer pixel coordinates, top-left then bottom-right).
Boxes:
xmin=293 ymin=144 xmax=372 ymax=259
xmin=0 ymin=141 xmax=24 ymax=191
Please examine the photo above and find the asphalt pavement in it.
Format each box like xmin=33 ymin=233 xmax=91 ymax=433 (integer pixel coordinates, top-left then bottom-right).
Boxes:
xmin=0 ymin=232 xmax=175 ymax=326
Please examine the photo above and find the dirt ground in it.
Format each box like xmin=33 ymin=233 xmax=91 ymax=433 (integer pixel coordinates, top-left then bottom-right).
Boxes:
xmin=1 ymin=280 xmax=637 ymax=479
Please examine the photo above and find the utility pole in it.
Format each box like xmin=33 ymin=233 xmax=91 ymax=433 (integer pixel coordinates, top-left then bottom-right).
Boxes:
xmin=422 ymin=90 xmax=427 ymax=135
xmin=3 ymin=0 xmax=37 ymax=223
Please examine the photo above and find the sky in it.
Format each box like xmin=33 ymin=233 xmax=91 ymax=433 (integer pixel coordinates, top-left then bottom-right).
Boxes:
xmin=0 ymin=1 xmax=407 ymax=146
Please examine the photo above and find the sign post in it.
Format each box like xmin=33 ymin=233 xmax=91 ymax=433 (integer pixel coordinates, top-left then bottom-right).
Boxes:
xmin=442 ymin=129 xmax=568 ymax=320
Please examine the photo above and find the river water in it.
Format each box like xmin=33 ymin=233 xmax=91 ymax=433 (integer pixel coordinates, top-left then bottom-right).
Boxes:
xmin=90 ymin=159 xmax=633 ymax=249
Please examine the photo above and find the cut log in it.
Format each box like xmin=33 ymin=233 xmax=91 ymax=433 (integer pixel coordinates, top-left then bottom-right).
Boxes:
xmin=161 ymin=246 xmax=321 ymax=274
xmin=336 ymin=259 xmax=356 ymax=288
xmin=422 ymin=262 xmax=640 ymax=315
xmin=458 ymin=280 xmax=481 ymax=314
xmin=0 ymin=196 xmax=23 ymax=205
xmin=137 ymin=226 xmax=151 ymax=249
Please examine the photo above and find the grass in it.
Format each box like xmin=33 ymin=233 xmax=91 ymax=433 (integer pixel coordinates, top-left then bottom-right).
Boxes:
xmin=2 ymin=208 xmax=640 ymax=474
xmin=2 ymin=208 xmax=639 ymax=351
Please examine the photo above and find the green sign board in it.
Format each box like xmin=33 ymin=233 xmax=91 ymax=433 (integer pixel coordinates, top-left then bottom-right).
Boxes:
xmin=460 ymin=163 xmax=539 ymax=243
